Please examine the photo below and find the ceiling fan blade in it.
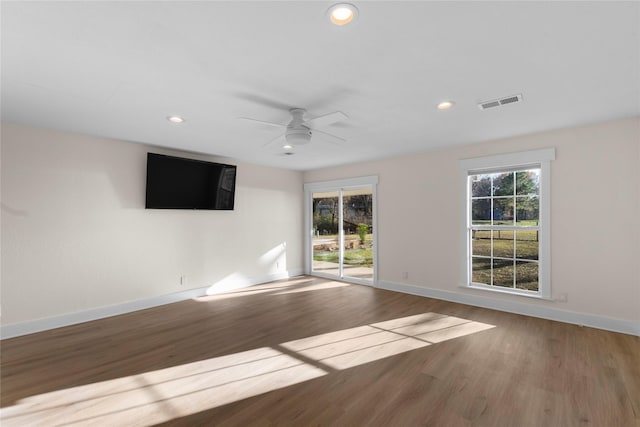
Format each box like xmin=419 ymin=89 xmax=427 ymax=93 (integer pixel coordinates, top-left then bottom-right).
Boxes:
xmin=233 ymin=92 xmax=292 ymax=111
xmin=263 ymin=134 xmax=286 ymax=148
xmin=312 ymin=128 xmax=346 ymax=144
xmin=306 ymin=111 xmax=348 ymax=128
xmin=236 ymin=117 xmax=286 ymax=128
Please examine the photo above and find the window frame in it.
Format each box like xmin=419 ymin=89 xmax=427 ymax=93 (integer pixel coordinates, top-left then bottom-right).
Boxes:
xmin=459 ymin=149 xmax=555 ymax=299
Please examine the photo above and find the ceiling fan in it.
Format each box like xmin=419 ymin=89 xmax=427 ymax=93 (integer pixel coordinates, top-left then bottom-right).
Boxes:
xmin=238 ymin=108 xmax=348 ymax=152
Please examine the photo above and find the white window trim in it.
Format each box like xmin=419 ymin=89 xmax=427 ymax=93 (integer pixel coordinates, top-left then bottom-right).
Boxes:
xmin=303 ymin=176 xmax=379 ymax=286
xmin=459 ymin=148 xmax=555 ymax=299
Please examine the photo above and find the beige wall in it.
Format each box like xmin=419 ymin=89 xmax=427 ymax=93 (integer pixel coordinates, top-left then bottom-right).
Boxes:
xmin=1 ymin=123 xmax=304 ymax=325
xmin=304 ymin=118 xmax=640 ymax=324
xmin=2 ymin=118 xmax=638 ymax=331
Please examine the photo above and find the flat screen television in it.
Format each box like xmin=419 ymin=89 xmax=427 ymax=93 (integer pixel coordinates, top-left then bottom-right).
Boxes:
xmin=145 ymin=153 xmax=236 ymax=210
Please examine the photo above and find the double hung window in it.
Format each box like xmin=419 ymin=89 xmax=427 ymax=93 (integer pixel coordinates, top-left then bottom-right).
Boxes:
xmin=460 ymin=149 xmax=555 ymax=298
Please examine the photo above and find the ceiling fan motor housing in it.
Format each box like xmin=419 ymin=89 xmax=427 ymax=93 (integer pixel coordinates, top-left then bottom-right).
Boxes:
xmin=286 ymin=127 xmax=312 ymax=145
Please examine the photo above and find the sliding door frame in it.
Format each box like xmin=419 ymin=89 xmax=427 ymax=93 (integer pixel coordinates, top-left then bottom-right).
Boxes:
xmin=304 ymin=176 xmax=378 ymax=286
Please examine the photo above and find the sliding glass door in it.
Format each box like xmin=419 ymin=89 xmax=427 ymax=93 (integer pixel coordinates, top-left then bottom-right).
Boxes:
xmin=306 ymin=177 xmax=377 ymax=285
xmin=311 ymin=191 xmax=341 ymax=277
xmin=341 ymin=188 xmax=373 ymax=281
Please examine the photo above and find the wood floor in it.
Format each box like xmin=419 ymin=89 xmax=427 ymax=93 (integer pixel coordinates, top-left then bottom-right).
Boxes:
xmin=1 ymin=276 xmax=638 ymax=426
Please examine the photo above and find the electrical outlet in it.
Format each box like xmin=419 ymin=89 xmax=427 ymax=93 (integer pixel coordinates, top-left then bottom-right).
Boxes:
xmin=402 ymin=272 xmax=408 ymax=280
xmin=180 ymin=275 xmax=187 ymax=286
xmin=555 ymin=293 xmax=568 ymax=303
xmin=276 ymin=262 xmax=280 ymax=270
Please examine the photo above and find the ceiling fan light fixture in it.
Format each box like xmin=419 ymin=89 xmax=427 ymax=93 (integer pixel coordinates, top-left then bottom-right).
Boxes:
xmin=327 ymin=3 xmax=358 ymax=26
xmin=286 ymin=128 xmax=312 ymax=145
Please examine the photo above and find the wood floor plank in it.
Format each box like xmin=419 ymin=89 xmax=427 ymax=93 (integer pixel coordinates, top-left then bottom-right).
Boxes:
xmin=1 ymin=276 xmax=638 ymax=426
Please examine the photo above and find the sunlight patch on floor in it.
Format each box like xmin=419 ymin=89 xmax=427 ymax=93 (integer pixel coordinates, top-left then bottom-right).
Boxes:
xmin=0 ymin=347 xmax=327 ymax=427
xmin=282 ymin=312 xmax=495 ymax=370
xmin=0 ymin=312 xmax=494 ymax=426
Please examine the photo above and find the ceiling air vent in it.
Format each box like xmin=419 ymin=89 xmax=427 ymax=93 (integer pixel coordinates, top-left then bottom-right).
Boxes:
xmin=478 ymin=93 xmax=523 ymax=110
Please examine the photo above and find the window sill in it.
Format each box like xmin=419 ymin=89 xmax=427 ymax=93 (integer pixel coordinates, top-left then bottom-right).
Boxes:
xmin=462 ymin=283 xmax=553 ymax=301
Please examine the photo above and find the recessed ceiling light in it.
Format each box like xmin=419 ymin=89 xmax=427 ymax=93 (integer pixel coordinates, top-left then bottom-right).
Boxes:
xmin=167 ymin=116 xmax=185 ymax=123
xmin=282 ymin=144 xmax=294 ymax=150
xmin=327 ymin=3 xmax=358 ymax=26
xmin=436 ymin=101 xmax=455 ymax=110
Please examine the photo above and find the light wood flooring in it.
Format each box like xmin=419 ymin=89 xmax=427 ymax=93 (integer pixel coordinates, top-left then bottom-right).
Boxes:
xmin=1 ymin=276 xmax=639 ymax=426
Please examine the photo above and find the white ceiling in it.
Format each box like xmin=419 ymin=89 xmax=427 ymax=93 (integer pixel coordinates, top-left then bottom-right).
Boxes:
xmin=2 ymin=1 xmax=639 ymax=171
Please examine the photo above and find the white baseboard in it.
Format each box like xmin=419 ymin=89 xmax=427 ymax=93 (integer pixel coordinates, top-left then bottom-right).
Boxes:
xmin=376 ymin=280 xmax=639 ymax=337
xmin=1 ymin=270 xmax=305 ymax=340
xmin=5 ymin=273 xmax=634 ymax=339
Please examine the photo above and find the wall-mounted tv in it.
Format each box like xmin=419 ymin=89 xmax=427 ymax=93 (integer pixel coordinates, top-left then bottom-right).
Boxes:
xmin=145 ymin=153 xmax=236 ymax=210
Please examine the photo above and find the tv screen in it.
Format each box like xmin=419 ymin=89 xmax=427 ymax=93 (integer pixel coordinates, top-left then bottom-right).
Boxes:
xmin=145 ymin=153 xmax=236 ymax=210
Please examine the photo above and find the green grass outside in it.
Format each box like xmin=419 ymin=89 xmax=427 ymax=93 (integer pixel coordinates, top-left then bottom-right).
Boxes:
xmin=472 ymin=237 xmax=539 ymax=291
xmin=313 ymin=248 xmax=373 ymax=267
xmin=312 ymin=234 xmax=372 ymax=266
xmin=312 ymin=231 xmax=538 ymax=290
xmin=472 ymin=237 xmax=538 ymax=259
